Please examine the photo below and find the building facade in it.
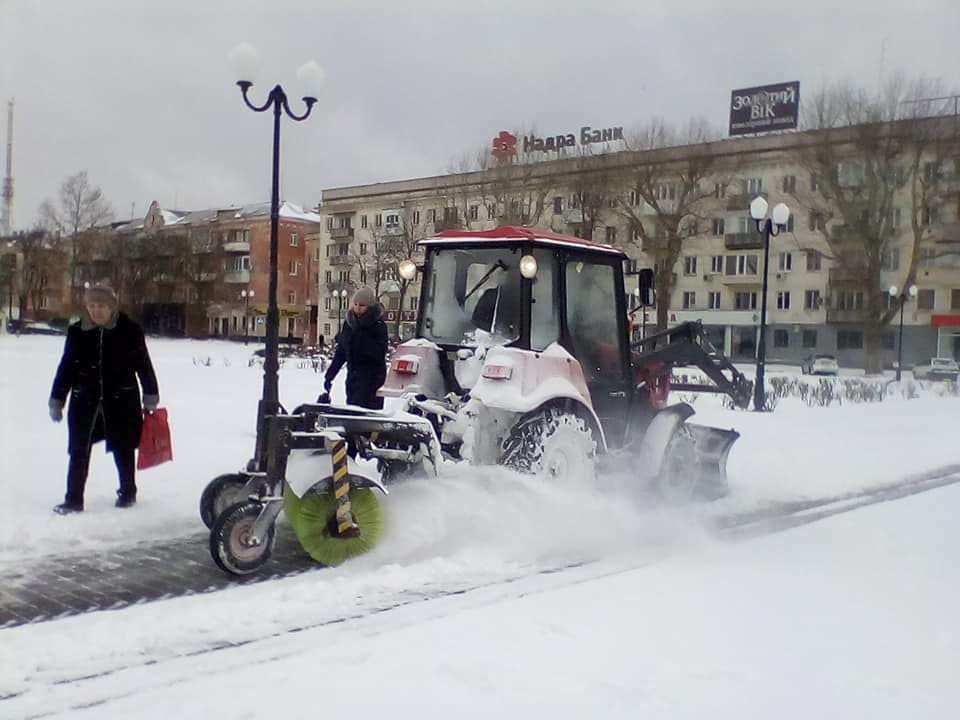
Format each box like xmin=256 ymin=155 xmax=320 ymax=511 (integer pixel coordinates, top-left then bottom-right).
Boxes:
xmin=316 ymin=121 xmax=960 ymax=368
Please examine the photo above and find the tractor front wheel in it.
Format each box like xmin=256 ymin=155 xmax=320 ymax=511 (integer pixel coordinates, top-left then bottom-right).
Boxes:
xmin=501 ymin=408 xmax=597 ymax=483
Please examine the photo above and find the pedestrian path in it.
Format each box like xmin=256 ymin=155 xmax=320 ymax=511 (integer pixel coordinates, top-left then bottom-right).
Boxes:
xmin=0 ymin=526 xmax=317 ymax=628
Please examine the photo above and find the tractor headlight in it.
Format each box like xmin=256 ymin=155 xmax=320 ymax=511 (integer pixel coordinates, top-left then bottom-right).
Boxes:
xmin=398 ymin=259 xmax=417 ymax=281
xmin=519 ymin=255 xmax=538 ymax=279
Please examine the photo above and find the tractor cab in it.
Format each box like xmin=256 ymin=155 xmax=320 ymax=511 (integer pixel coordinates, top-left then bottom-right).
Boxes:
xmin=408 ymin=226 xmax=636 ymax=449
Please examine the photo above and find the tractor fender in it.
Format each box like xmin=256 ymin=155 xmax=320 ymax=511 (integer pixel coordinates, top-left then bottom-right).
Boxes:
xmin=470 ymin=345 xmax=607 ymax=451
xmin=380 ymin=339 xmax=446 ymax=399
xmin=631 ymin=403 xmax=695 ymax=481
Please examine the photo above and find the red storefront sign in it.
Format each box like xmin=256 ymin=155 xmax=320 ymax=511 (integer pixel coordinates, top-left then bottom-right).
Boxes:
xmin=931 ymin=314 xmax=960 ymax=327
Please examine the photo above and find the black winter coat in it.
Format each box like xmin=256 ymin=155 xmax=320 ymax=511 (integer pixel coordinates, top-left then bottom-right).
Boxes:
xmin=325 ymin=304 xmax=388 ymax=409
xmin=50 ymin=313 xmax=160 ymax=455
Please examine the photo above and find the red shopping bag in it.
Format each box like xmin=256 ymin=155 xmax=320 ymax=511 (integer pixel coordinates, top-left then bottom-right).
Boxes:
xmin=138 ymin=407 xmax=173 ymax=470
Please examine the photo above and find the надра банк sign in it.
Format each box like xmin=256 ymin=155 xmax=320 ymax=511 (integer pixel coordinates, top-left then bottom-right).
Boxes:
xmin=729 ymin=81 xmax=800 ymax=136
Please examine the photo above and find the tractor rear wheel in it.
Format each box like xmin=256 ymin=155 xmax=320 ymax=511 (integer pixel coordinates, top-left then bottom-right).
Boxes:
xmin=501 ymin=408 xmax=596 ymax=483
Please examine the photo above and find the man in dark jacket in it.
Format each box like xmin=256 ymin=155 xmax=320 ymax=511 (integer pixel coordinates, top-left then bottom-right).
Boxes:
xmin=320 ymin=287 xmax=388 ymax=409
xmin=48 ymin=284 xmax=160 ymax=513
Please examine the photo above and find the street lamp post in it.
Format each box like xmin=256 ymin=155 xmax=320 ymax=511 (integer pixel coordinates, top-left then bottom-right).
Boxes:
xmin=230 ymin=43 xmax=324 ymax=470
xmin=888 ymin=283 xmax=918 ymax=382
xmin=240 ymin=289 xmax=255 ymax=345
xmin=749 ymin=196 xmax=791 ymax=412
xmin=332 ymin=288 xmax=348 ymax=337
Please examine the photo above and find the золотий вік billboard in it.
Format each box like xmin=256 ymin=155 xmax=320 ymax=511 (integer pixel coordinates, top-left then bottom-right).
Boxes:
xmin=729 ymin=81 xmax=800 ymax=136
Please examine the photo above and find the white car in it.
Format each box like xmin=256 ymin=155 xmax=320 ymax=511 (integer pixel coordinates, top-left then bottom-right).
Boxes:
xmin=912 ymin=357 xmax=960 ymax=382
xmin=801 ymin=354 xmax=839 ymax=376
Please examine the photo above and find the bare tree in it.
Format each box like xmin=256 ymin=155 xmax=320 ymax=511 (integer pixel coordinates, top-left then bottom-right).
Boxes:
xmin=618 ymin=118 xmax=727 ymax=330
xmin=789 ymin=75 xmax=957 ymax=372
xmin=4 ymin=226 xmax=61 ymax=323
xmin=373 ymin=207 xmax=430 ymax=338
xmin=39 ymin=171 xmax=113 ymax=307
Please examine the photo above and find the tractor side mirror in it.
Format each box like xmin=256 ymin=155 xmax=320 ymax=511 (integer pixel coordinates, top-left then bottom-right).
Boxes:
xmin=637 ymin=268 xmax=655 ymax=307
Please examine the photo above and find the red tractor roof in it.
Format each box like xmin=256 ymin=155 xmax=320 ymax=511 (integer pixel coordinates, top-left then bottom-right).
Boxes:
xmin=423 ymin=225 xmax=626 ymax=257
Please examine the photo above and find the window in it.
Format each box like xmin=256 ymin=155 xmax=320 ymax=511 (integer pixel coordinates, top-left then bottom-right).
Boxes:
xmin=708 ymin=291 xmax=721 ymax=309
xmin=682 ymin=291 xmax=696 ymax=309
xmin=684 ymin=220 xmax=698 ymax=236
xmin=922 ymin=205 xmax=940 ymax=226
xmin=324 ymin=270 xmax=332 ymax=283
xmin=889 ymin=207 xmax=901 ymax=230
xmin=323 ymin=298 xmax=331 ymax=310
xmin=713 ymin=183 xmax=726 ymax=199
xmin=564 ymin=260 xmax=621 ymax=380
xmin=710 ymin=255 xmax=723 ymax=273
xmin=326 ymin=217 xmax=334 ymax=230
xmin=802 ymin=329 xmax=817 ymax=348
xmin=836 ymin=291 xmax=864 ymax=310
xmin=553 ymin=196 xmax=563 ymax=214
xmin=629 ymin=189 xmax=642 ymax=206
xmin=361 ymin=215 xmax=368 ymax=229
xmin=806 ymin=251 xmax=822 ymax=271
xmin=773 ymin=329 xmax=789 ymax=348
xmin=225 ymin=255 xmax=251 ymax=272
xmin=289 ymin=233 xmax=299 ymax=247
xmin=375 ymin=213 xmax=383 ymax=227
xmin=683 ymin=256 xmax=698 ymax=276
xmin=486 ymin=204 xmax=496 ymax=219
xmin=837 ymin=330 xmax=863 ymax=349
xmin=725 ymin=254 xmax=758 ymax=276
xmin=386 ymin=213 xmax=400 ymax=227
xmin=782 ymin=175 xmax=796 ymax=193
xmin=711 ymin=218 xmax=725 ymax=236
xmin=468 ymin=205 xmax=479 ymax=221
xmin=917 ymin=246 xmax=936 ymax=267
xmin=412 ymin=210 xmax=421 ymax=225
xmin=360 ymin=269 xmax=367 ymax=284
xmin=409 ymin=296 xmax=419 ymax=311
xmin=917 ymin=289 xmax=935 ymax=310
xmin=804 ymin=289 xmax=821 ymax=310
xmin=360 ymin=242 xmax=368 ymax=255
xmin=745 ymin=177 xmax=763 ymax=194
xmin=427 ymin=209 xmax=437 ymax=223
xmin=288 ymin=260 xmax=300 ymax=276
xmin=951 ymin=289 xmax=960 ymax=310
xmin=734 ymin=291 xmax=757 ymax=310
xmin=315 ymin=247 xmax=321 ymax=262
xmin=810 ymin=173 xmax=820 ymax=192
xmin=605 ymin=226 xmax=617 ymax=243
xmin=880 ymin=247 xmax=900 ymax=271
xmin=339 ymin=270 xmax=350 ymax=282
xmin=785 ymin=215 xmax=795 ymax=232
xmin=776 ymin=291 xmax=791 ymax=310
xmin=287 ymin=290 xmax=296 ymax=304
xmin=444 ymin=207 xmax=458 ymax=223
xmin=778 ymin=252 xmax=792 ymax=272
xmin=808 ymin=211 xmax=825 ymax=232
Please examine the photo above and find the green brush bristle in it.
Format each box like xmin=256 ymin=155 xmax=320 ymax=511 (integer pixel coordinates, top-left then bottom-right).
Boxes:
xmin=283 ymin=484 xmax=384 ymax=566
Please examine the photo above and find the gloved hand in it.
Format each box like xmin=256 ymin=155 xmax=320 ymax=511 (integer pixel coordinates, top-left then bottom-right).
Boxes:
xmin=316 ymin=391 xmax=331 ymax=404
xmin=142 ymin=394 xmax=159 ymax=413
xmin=49 ymin=398 xmax=64 ymax=423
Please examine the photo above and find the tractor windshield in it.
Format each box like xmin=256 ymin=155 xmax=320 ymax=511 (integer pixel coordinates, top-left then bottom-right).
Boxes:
xmin=420 ymin=246 xmax=523 ymax=347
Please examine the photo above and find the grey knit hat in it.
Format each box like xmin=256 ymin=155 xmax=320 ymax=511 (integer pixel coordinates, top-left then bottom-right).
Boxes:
xmin=84 ymin=283 xmax=118 ymax=308
xmin=352 ymin=287 xmax=376 ymax=307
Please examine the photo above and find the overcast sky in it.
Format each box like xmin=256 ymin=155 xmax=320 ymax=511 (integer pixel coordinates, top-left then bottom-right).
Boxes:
xmin=0 ymin=0 xmax=957 ymax=230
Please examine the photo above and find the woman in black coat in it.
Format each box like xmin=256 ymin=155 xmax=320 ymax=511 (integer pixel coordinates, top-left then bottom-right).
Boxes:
xmin=48 ymin=284 xmax=160 ymax=513
xmin=322 ymin=287 xmax=388 ymax=409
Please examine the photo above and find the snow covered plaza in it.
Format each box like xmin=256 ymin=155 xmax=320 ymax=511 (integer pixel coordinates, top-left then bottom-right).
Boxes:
xmin=1 ymin=334 xmax=959 ymax=718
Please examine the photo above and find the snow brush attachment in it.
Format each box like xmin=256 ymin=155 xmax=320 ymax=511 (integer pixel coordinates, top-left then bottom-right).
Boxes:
xmin=283 ymin=484 xmax=384 ymax=566
xmin=283 ymin=438 xmax=384 ymax=566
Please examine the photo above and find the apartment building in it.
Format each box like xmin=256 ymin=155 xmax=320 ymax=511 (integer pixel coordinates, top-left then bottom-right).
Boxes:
xmin=64 ymin=200 xmax=323 ymax=340
xmin=318 ymin=119 xmax=960 ymax=367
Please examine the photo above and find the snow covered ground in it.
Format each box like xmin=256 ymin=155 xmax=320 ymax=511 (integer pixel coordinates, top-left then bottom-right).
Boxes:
xmin=1 ymin=334 xmax=959 ymax=717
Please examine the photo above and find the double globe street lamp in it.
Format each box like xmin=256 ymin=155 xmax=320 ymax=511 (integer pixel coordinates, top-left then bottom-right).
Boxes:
xmin=229 ymin=42 xmax=324 ymax=470
xmin=240 ymin=288 xmax=255 ymax=345
xmin=888 ymin=283 xmax=918 ymax=382
xmin=331 ymin=288 xmax=348 ymax=337
xmin=749 ymin=196 xmax=791 ymax=412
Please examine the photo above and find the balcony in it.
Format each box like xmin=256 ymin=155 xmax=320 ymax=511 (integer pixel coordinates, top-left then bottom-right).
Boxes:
xmin=224 ymin=269 xmax=251 ymax=284
xmin=828 ymin=267 xmax=867 ymax=286
xmin=223 ymin=241 xmax=250 ymax=253
xmin=330 ymin=255 xmax=352 ymax=266
xmin=724 ymin=231 xmax=764 ymax=251
xmin=826 ymin=308 xmax=867 ymax=324
xmin=720 ymin=274 xmax=762 ymax=286
xmin=330 ymin=226 xmax=354 ymax=240
xmin=197 ymin=272 xmax=217 ymax=282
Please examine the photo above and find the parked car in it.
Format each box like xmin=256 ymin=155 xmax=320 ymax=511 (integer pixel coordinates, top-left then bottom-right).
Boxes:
xmin=912 ymin=357 xmax=960 ymax=382
xmin=801 ymin=354 xmax=840 ymax=376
